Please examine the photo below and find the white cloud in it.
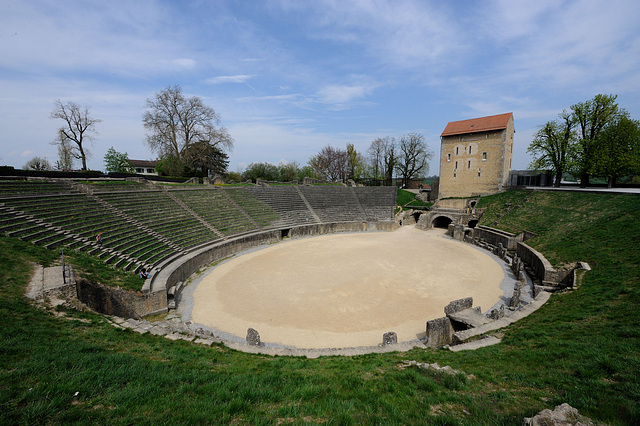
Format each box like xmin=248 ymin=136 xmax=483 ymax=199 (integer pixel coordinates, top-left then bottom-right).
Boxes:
xmin=316 ymin=75 xmax=380 ymax=106
xmin=206 ymin=75 xmax=256 ymax=84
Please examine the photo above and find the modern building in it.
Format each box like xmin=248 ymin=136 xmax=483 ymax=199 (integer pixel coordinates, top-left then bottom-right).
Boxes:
xmin=129 ymin=160 xmax=158 ymax=176
xmin=438 ymin=112 xmax=515 ymax=198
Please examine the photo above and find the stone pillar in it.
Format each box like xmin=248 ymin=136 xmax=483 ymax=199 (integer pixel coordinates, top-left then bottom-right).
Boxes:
xmin=246 ymin=328 xmax=261 ymax=346
xmin=382 ymin=331 xmax=397 ymax=346
xmin=425 ymin=317 xmax=453 ymax=348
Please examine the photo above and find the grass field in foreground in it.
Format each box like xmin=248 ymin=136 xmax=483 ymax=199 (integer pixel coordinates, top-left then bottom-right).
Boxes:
xmin=0 ymin=190 xmax=638 ymax=424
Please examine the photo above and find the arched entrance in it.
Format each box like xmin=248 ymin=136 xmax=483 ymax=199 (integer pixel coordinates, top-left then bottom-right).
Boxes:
xmin=468 ymin=220 xmax=479 ymax=228
xmin=432 ymin=216 xmax=453 ymax=229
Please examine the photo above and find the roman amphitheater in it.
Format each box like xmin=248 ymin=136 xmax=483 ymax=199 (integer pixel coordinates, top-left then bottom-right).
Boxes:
xmin=2 ymin=178 xmax=572 ymax=355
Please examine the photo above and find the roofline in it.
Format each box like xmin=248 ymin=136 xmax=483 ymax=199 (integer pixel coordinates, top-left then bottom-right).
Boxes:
xmin=440 ymin=112 xmax=513 ymax=137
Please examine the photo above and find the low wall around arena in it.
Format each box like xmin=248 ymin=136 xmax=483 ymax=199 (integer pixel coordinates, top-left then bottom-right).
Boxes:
xmin=465 ymin=225 xmax=578 ymax=291
xmin=474 ymin=225 xmax=523 ymax=251
xmin=516 ymin=242 xmax=573 ymax=286
xmin=139 ymin=221 xmax=397 ymax=316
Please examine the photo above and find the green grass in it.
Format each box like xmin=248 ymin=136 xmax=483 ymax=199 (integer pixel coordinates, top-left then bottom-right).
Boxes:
xmin=1 ymin=190 xmax=639 ymax=424
xmin=397 ymin=188 xmax=433 ymax=210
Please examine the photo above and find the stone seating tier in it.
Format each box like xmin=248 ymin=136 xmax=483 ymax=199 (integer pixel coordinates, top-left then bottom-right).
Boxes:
xmin=0 ymin=183 xmax=396 ymax=278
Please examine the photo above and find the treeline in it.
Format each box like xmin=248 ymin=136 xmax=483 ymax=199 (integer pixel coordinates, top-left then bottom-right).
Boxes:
xmin=527 ymin=94 xmax=640 ymax=188
xmin=238 ymin=133 xmax=433 ymax=186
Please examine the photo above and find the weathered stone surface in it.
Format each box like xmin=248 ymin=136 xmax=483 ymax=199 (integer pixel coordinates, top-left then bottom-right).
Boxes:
xmin=425 ymin=317 xmax=452 ymax=347
xmin=382 ymin=332 xmax=397 ymax=346
xmin=246 ymin=328 xmax=261 ymax=346
xmin=487 ymin=304 xmax=505 ymax=320
xmin=444 ymin=297 xmax=473 ymax=315
xmin=447 ymin=307 xmax=491 ymax=328
xmin=523 ymin=403 xmax=600 ymax=425
xmin=509 ymin=286 xmax=521 ymax=308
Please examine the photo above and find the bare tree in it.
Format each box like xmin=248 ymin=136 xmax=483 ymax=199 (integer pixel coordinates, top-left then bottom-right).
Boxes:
xmin=23 ymin=157 xmax=52 ymax=171
xmin=395 ymin=133 xmax=432 ymax=188
xmin=50 ymin=100 xmax=101 ymax=170
xmin=143 ymin=85 xmax=233 ymax=173
xmin=367 ymin=137 xmax=386 ymax=179
xmin=309 ymin=145 xmax=348 ymax=181
xmin=53 ymin=130 xmax=76 ymax=170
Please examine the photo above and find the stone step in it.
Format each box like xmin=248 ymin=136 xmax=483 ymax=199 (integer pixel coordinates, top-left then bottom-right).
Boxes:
xmin=447 ymin=307 xmax=492 ymax=328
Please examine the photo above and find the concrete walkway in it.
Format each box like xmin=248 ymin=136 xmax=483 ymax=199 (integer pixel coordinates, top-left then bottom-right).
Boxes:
xmin=526 ymin=185 xmax=640 ymax=195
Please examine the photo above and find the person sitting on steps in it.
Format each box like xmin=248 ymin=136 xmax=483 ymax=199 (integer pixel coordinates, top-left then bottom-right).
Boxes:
xmin=139 ymin=268 xmax=149 ymax=279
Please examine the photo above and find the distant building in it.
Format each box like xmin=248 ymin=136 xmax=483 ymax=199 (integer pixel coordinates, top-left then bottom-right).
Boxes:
xmin=438 ymin=112 xmax=515 ymax=198
xmin=129 ymin=160 xmax=158 ymax=176
xmin=508 ymin=170 xmax=553 ymax=187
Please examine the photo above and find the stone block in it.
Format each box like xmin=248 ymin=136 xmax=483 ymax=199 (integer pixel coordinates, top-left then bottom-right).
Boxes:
xmin=509 ymin=286 xmax=521 ymax=308
xmin=486 ymin=304 xmax=505 ymax=320
xmin=425 ymin=317 xmax=453 ymax=348
xmin=246 ymin=328 xmax=261 ymax=346
xmin=382 ymin=331 xmax=397 ymax=346
xmin=444 ymin=297 xmax=473 ymax=315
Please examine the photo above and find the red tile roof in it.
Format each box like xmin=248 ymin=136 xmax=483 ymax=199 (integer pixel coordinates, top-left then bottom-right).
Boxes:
xmin=441 ymin=112 xmax=513 ymax=137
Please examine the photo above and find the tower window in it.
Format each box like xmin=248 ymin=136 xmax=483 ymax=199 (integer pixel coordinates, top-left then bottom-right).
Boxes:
xmin=468 ymin=160 xmax=471 ymax=169
xmin=482 ymin=152 xmax=488 ymax=161
xmin=447 ymin=153 xmax=451 ymax=162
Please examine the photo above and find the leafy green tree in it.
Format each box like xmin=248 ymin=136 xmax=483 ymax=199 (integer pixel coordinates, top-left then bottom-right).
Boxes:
xmin=183 ymin=140 xmax=229 ymax=177
xmin=103 ymin=147 xmax=134 ymax=173
xmin=527 ymin=112 xmax=576 ymax=187
xmin=296 ymin=165 xmax=317 ymax=181
xmin=225 ymin=171 xmax=243 ymax=183
xmin=570 ymin=94 xmax=622 ymax=186
xmin=346 ymin=143 xmax=365 ymax=181
xmin=242 ymin=162 xmax=279 ymax=182
xmin=590 ymin=115 xmax=640 ymax=188
xmin=278 ymin=161 xmax=300 ymax=182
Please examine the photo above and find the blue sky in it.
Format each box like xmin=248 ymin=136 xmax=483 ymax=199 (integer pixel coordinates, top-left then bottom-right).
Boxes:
xmin=1 ymin=0 xmax=639 ymax=176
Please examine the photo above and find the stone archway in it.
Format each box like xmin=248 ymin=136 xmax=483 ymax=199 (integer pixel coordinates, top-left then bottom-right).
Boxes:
xmin=468 ymin=220 xmax=479 ymax=228
xmin=432 ymin=215 xmax=453 ymax=229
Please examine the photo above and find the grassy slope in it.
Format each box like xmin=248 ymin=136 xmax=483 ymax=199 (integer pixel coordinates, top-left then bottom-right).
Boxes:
xmin=0 ymin=190 xmax=638 ymax=424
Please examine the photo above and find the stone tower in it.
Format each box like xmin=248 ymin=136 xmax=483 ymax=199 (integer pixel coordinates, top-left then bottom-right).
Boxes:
xmin=438 ymin=112 xmax=514 ymax=198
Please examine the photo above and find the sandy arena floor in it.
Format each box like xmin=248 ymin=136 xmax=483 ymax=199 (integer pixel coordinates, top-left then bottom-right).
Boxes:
xmin=186 ymin=226 xmax=506 ymax=349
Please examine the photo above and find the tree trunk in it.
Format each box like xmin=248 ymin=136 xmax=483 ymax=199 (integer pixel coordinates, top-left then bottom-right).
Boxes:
xmin=554 ymin=170 xmax=562 ymax=187
xmin=607 ymin=176 xmax=614 ymax=189
xmin=580 ymin=172 xmax=589 ymax=188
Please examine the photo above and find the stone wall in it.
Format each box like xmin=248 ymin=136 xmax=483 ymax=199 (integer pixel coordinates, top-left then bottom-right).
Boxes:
xmin=76 ymin=279 xmax=167 ymax=319
xmin=516 ymin=242 xmax=573 ymax=286
xmin=473 ymin=225 xmax=522 ymax=250
xmin=143 ymin=221 xmax=398 ymax=316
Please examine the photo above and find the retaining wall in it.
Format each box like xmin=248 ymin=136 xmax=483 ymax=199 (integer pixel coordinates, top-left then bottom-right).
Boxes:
xmin=473 ymin=225 xmax=522 ymax=250
xmin=76 ymin=279 xmax=167 ymax=319
xmin=142 ymin=221 xmax=397 ymax=316
xmin=516 ymin=242 xmax=573 ymax=286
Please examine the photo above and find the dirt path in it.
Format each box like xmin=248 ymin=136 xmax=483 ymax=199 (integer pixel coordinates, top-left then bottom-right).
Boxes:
xmin=189 ymin=226 xmax=505 ymax=349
